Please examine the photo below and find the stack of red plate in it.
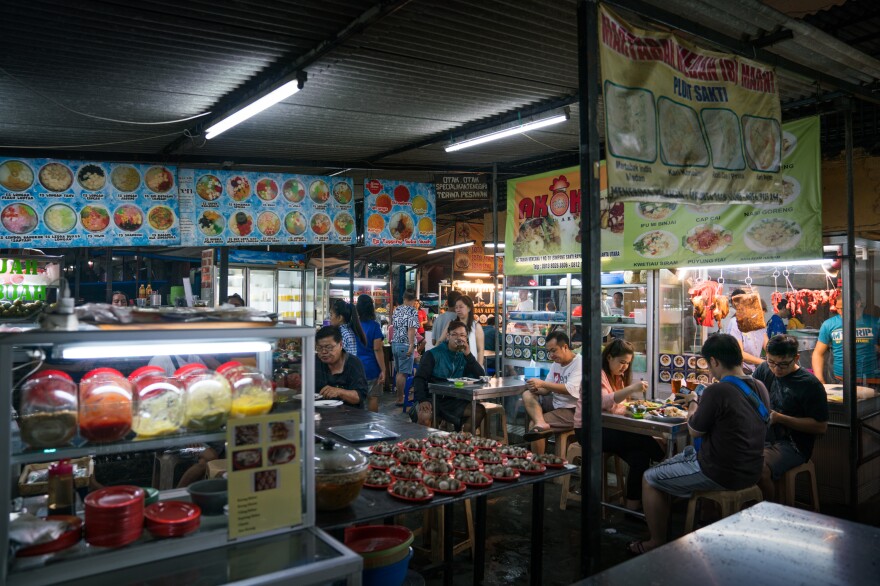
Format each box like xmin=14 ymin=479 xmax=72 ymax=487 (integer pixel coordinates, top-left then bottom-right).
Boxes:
xmin=144 ymin=501 xmax=201 ymax=538
xmin=84 ymin=485 xmax=144 ymax=547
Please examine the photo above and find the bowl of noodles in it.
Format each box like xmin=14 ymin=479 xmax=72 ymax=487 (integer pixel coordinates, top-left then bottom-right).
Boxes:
xmin=148 ymin=206 xmax=175 ymax=231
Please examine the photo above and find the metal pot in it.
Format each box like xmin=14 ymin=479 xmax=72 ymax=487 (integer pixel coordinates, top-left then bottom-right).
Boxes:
xmin=314 ymin=438 xmax=368 ymax=511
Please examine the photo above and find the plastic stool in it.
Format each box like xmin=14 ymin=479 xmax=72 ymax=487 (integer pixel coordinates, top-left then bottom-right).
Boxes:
xmin=684 ymin=485 xmax=763 ymax=532
xmin=414 ymin=500 xmax=474 ymax=562
xmin=559 ymin=445 xmax=628 ymax=512
xmin=776 ymin=460 xmax=820 ymax=512
xmin=559 ymin=443 xmax=581 ymax=510
xmin=479 ymin=402 xmax=508 ymax=444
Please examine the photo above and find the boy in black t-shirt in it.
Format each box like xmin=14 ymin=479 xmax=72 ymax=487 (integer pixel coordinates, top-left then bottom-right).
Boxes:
xmin=753 ymin=334 xmax=828 ymax=500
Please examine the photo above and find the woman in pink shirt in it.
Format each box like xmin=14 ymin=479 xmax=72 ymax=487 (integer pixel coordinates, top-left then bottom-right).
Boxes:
xmin=575 ymin=339 xmax=663 ymax=511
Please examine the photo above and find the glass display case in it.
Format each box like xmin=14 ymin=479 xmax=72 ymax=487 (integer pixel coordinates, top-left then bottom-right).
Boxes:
xmin=0 ymin=325 xmax=360 ymax=585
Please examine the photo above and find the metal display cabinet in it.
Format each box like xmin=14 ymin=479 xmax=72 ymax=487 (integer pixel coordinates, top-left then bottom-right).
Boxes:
xmin=0 ymin=325 xmax=361 ymax=586
xmin=502 ymin=272 xmax=652 ymax=381
xmin=222 ymin=266 xmax=317 ymax=326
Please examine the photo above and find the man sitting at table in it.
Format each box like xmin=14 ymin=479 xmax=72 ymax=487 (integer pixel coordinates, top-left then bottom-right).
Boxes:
xmin=413 ymin=320 xmax=486 ymax=432
xmin=315 ymin=326 xmax=368 ymax=409
xmin=753 ymin=334 xmax=828 ymax=501
xmin=522 ymin=331 xmax=581 ymax=455
xmin=630 ymin=333 xmax=770 ymax=555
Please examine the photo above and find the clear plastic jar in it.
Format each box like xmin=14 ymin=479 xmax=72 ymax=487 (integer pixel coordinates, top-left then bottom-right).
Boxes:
xmin=128 ymin=365 xmax=185 ymax=438
xmin=175 ymin=364 xmax=231 ymax=432
xmin=217 ymin=361 xmax=274 ymax=418
xmin=19 ymin=370 xmax=78 ymax=448
xmin=79 ymin=368 xmax=133 ymax=443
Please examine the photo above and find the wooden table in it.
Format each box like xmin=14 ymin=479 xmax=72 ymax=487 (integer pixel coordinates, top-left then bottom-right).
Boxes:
xmin=601 ymin=412 xmax=690 ymax=458
xmin=574 ymin=502 xmax=879 ymax=586
xmin=428 ymin=376 xmax=527 ymax=429
xmin=314 ymin=407 xmax=573 ymax=586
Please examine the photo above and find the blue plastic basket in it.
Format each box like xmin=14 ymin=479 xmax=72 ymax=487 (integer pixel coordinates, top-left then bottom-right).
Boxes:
xmin=362 ymin=547 xmax=413 ymax=586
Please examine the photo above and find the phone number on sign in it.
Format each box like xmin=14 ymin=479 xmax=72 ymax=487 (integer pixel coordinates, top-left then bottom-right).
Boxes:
xmin=529 ymin=261 xmax=581 ymax=271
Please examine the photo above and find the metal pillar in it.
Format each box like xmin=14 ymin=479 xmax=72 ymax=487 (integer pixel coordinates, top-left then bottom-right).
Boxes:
xmin=349 ymin=245 xmax=355 ymax=303
xmin=493 ymin=163 xmax=501 ymax=375
xmin=578 ymin=0 xmax=602 ymax=577
xmin=104 ymin=247 xmax=112 ymax=303
xmin=843 ymin=100 xmax=859 ymax=515
xmin=219 ymin=247 xmax=229 ymax=303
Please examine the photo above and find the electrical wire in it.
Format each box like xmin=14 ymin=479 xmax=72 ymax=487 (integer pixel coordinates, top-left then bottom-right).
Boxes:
xmin=0 ymin=130 xmax=186 ymax=150
xmin=520 ymin=132 xmax=579 ymax=152
xmin=0 ymin=67 xmax=211 ymax=125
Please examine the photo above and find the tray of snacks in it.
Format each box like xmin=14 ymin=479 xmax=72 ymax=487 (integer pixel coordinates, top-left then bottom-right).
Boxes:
xmin=364 ymin=469 xmax=392 ymax=489
xmin=423 ymin=475 xmax=466 ymax=495
xmin=454 ymin=469 xmax=493 ymax=488
xmin=388 ymin=480 xmax=433 ymax=502
xmin=482 ymin=464 xmax=520 ymax=482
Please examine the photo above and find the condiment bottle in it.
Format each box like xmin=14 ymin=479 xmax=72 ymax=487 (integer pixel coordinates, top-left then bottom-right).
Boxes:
xmin=138 ymin=284 xmax=146 ymax=299
xmin=145 ymin=284 xmax=152 ymax=297
xmin=175 ymin=364 xmax=232 ymax=432
xmin=216 ymin=361 xmax=273 ymax=418
xmin=128 ymin=366 xmax=185 ymax=438
xmin=79 ymin=368 xmax=133 ymax=442
xmin=19 ymin=370 xmax=78 ymax=448
xmin=48 ymin=459 xmax=75 ymax=516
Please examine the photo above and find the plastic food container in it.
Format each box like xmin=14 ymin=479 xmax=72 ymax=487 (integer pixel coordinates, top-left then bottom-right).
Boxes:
xmin=19 ymin=370 xmax=78 ymax=448
xmin=78 ymin=368 xmax=133 ymax=443
xmin=216 ymin=361 xmax=273 ymax=418
xmin=315 ymin=438 xmax=368 ymax=511
xmin=175 ymin=364 xmax=231 ymax=432
xmin=128 ymin=366 xmax=185 ymax=438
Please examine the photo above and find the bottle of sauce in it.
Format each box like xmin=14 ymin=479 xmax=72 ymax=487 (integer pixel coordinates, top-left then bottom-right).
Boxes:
xmin=145 ymin=284 xmax=152 ymax=297
xmin=48 ymin=459 xmax=75 ymax=516
xmin=138 ymin=284 xmax=146 ymax=299
xmin=175 ymin=364 xmax=232 ymax=431
xmin=79 ymin=368 xmax=133 ymax=442
xmin=217 ymin=361 xmax=274 ymax=418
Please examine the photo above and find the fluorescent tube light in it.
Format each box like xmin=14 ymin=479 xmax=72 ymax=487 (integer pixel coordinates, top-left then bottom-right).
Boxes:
xmin=205 ymin=77 xmax=304 ymax=140
xmin=329 ymin=279 xmax=388 ymax=286
xmin=60 ymin=340 xmax=272 ymax=360
xmin=462 ymin=272 xmax=503 ymax=278
xmin=483 ymin=243 xmax=505 ymax=249
xmin=427 ymin=241 xmax=475 ymax=255
xmin=445 ymin=114 xmax=568 ymax=152
xmin=676 ymin=259 xmax=830 ymax=271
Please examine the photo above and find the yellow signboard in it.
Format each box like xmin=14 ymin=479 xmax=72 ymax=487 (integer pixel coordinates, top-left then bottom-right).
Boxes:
xmin=599 ymin=4 xmax=784 ymax=205
xmin=227 ymin=412 xmax=302 ymax=539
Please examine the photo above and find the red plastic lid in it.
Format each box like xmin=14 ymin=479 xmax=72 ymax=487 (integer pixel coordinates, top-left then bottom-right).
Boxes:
xmin=84 ymin=485 xmax=144 ymax=509
xmin=144 ymin=501 xmax=201 ymax=524
xmin=572 ymin=305 xmax=582 ymax=317
xmin=30 ymin=370 xmax=73 ymax=382
xmin=174 ymin=363 xmax=208 ymax=377
xmin=344 ymin=525 xmax=414 ymax=554
xmin=128 ymin=365 xmax=165 ymax=381
xmin=83 ymin=367 xmax=124 ymax=380
xmin=49 ymin=459 xmax=73 ymax=476
xmin=216 ymin=361 xmax=243 ymax=374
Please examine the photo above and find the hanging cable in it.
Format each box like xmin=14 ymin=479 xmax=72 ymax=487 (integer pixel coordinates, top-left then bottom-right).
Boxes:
xmin=0 ymin=130 xmax=186 ymax=150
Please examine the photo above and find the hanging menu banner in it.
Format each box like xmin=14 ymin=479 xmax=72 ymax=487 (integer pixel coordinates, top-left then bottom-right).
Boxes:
xmin=599 ymin=5 xmax=784 ymax=206
xmin=179 ymin=169 xmax=355 ymax=247
xmin=363 ymin=179 xmax=436 ymax=247
xmin=434 ymin=174 xmax=488 ymax=201
xmin=506 ymin=117 xmax=821 ymax=274
xmin=0 ymin=158 xmax=180 ymax=247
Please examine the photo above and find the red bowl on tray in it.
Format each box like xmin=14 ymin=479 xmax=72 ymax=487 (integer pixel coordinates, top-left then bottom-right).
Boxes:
xmin=16 ymin=515 xmax=82 ymax=557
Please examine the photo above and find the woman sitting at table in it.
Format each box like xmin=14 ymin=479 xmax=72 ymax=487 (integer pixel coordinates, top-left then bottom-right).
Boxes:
xmin=574 ymin=338 xmax=663 ymax=511
xmin=315 ymin=326 xmax=369 ymax=409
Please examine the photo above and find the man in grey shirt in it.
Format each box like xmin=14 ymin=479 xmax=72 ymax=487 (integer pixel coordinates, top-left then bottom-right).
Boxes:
xmin=431 ymin=290 xmax=461 ymax=347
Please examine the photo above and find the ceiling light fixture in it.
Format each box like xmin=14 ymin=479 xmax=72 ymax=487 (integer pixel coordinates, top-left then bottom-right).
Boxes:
xmin=329 ymin=279 xmax=387 ymax=286
xmin=59 ymin=340 xmax=272 ymax=360
xmin=205 ymin=72 xmax=307 ymax=140
xmin=426 ymin=241 xmax=475 ymax=255
xmin=445 ymin=112 xmax=569 ymax=153
xmin=462 ymin=272 xmax=503 ymax=278
xmin=483 ymin=243 xmax=505 ymax=249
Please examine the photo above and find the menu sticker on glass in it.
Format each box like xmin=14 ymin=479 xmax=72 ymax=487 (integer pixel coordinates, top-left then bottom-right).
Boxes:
xmin=178 ymin=169 xmax=354 ymax=246
xmin=363 ymin=178 xmax=436 ymax=247
xmin=0 ymin=158 xmax=180 ymax=247
xmin=227 ymin=412 xmax=302 ymax=540
xmin=599 ymin=5 xmax=784 ymax=206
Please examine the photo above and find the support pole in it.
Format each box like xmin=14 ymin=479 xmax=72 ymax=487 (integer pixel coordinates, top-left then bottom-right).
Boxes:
xmin=493 ymin=163 xmax=501 ymax=375
xmin=843 ymin=100 xmax=859 ymax=516
xmin=578 ymin=0 xmax=602 ymax=576
xmin=349 ymin=245 xmax=355 ymax=303
xmin=321 ymin=244 xmax=326 ymax=321
xmin=219 ymin=247 xmax=229 ymax=303
xmin=104 ymin=247 xmax=112 ymax=303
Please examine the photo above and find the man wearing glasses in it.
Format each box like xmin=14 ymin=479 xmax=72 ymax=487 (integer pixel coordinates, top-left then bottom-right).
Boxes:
xmin=753 ymin=334 xmax=828 ymax=500
xmin=315 ymin=326 xmax=368 ymax=409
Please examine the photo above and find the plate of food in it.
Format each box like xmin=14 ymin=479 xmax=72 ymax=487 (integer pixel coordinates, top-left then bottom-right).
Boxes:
xmin=2 ymin=203 xmax=38 ymax=234
xmin=255 ymin=178 xmax=278 ymax=201
xmin=687 ymin=356 xmax=698 ymax=369
xmin=80 ymin=205 xmax=110 ymax=232
xmin=267 ymin=444 xmax=296 ymax=465
xmin=282 ymin=178 xmax=306 ymax=202
xmin=0 ymin=160 xmax=34 ymax=191
xmin=370 ymin=441 xmax=396 ymax=454
xmin=701 ymin=108 xmax=745 ymax=170
xmin=482 ymin=464 xmax=520 ymax=482
xmin=228 ymin=211 xmax=254 ymax=237
xmin=423 ymin=475 xmax=466 ymax=495
xmin=148 ymin=206 xmax=176 ymax=231
xmin=659 ymin=354 xmax=672 ymax=367
xmin=197 ymin=210 xmax=224 ymax=236
xmin=145 ymin=166 xmax=174 ymax=193
xmin=604 ymin=82 xmax=657 ymax=162
xmin=633 ymin=230 xmax=678 ymax=259
xmin=333 ymin=212 xmax=355 ymax=236
xmin=533 ymin=454 xmax=567 ymax=468
xmin=744 ymin=218 xmax=802 ymax=253
xmin=455 ymin=469 xmax=493 ymax=488
xmin=660 ymin=371 xmax=672 ymax=382
xmin=422 ymin=459 xmax=454 ymax=475
xmin=387 ymin=480 xmax=433 ymax=502
xmin=39 ymin=162 xmax=73 ymax=192
xmin=508 ymin=458 xmax=546 ymax=475
xmin=648 ymin=406 xmax=689 ymax=423
xmin=364 ymin=469 xmax=392 ymax=489
xmin=684 ymin=224 xmax=733 ymax=255
xmin=635 ymin=202 xmax=678 ymax=221
xmin=743 ymin=115 xmax=781 ymax=172
xmin=227 ymin=175 xmax=251 ymax=201
xmin=196 ymin=174 xmax=223 ymax=201
xmin=285 ymin=211 xmax=307 ymax=236
xmin=314 ymin=399 xmax=343 ymax=408
xmin=447 ymin=377 xmax=480 ymax=384
xmin=514 ymin=216 xmax=562 ymax=256
xmin=673 ymin=355 xmax=686 ymax=368
xmin=256 ymin=211 xmax=281 ymax=236
xmin=44 ymin=203 xmax=77 ymax=233
xmin=389 ymin=212 xmax=414 ymax=240
xmin=333 ymin=182 xmax=353 ymax=204
xmin=114 ymin=204 xmax=144 ymax=231
xmin=782 ymin=131 xmax=797 ymax=160
xmin=310 ymin=180 xmax=331 ymax=204
xmin=77 ymin=164 xmax=106 ymax=191
xmin=659 ymin=98 xmax=709 ymax=166
xmin=368 ymin=454 xmax=396 ymax=470
xmin=310 ymin=213 xmax=332 ymax=236
xmin=111 ymin=165 xmax=140 ymax=192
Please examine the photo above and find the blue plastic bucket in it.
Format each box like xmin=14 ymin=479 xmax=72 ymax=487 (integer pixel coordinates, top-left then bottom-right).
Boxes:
xmin=362 ymin=547 xmax=413 ymax=586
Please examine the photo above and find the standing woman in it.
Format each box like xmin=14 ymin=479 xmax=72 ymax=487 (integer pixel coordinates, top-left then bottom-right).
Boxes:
xmin=329 ymin=299 xmax=366 ymax=355
xmin=574 ymin=339 xmax=662 ymax=511
xmin=356 ymin=294 xmax=386 ymax=413
xmin=439 ymin=295 xmax=484 ymax=366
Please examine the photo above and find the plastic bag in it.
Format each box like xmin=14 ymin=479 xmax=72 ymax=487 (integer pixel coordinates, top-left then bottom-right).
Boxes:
xmin=732 ymin=291 xmax=766 ymax=333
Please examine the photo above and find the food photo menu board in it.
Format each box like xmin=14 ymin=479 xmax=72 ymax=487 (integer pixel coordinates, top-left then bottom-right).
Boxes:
xmin=0 ymin=158 xmax=180 ymax=247
xmin=363 ymin=178 xmax=436 ymax=247
xmin=178 ymin=169 xmax=355 ymax=247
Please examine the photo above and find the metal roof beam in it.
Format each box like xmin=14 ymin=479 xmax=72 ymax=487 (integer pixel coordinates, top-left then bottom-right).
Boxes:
xmin=605 ymin=0 xmax=880 ymax=107
xmin=159 ymin=0 xmax=415 ymax=155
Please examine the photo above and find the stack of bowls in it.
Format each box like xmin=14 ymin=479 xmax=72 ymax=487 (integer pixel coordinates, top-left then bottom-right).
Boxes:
xmin=144 ymin=501 xmax=201 ymax=538
xmin=84 ymin=486 xmax=145 ymax=547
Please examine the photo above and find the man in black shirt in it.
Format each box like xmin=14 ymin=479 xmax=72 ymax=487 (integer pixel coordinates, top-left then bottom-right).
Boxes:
xmin=315 ymin=326 xmax=368 ymax=409
xmin=753 ymin=334 xmax=828 ymax=500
